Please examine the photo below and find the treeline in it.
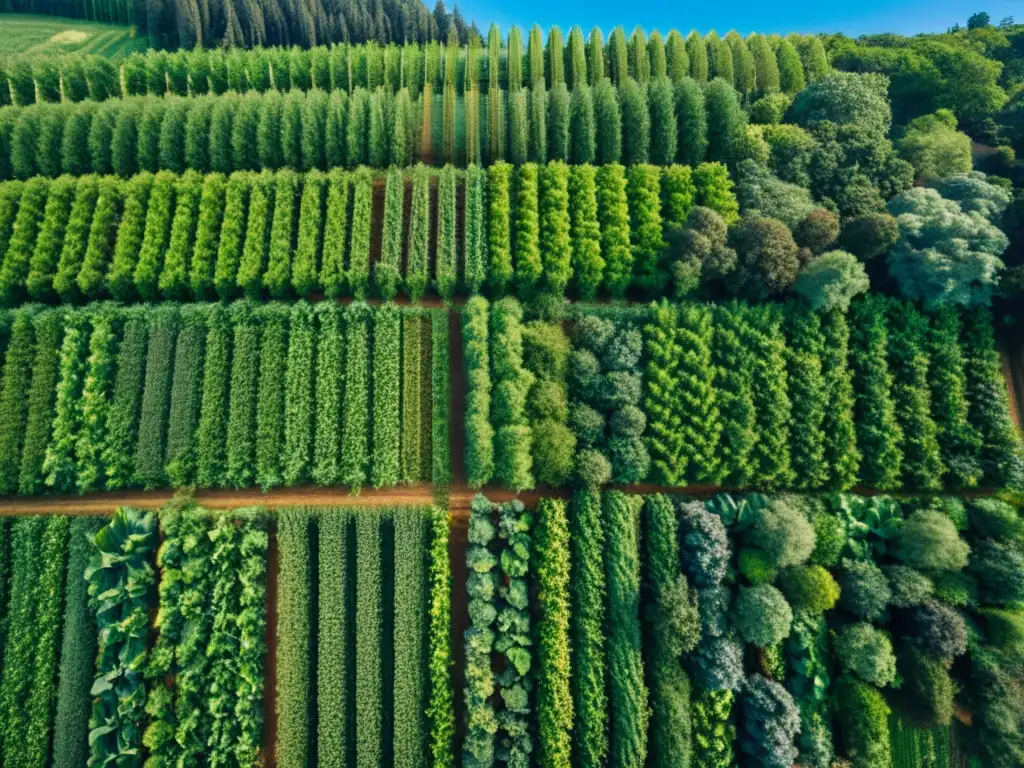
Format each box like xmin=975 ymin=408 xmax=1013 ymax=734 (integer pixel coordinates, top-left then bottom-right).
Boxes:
xmin=0 ymin=300 xmax=450 ymax=497
xmin=7 ymin=0 xmax=451 ymax=49
xmin=463 ymin=298 xmax=1024 ymax=493
xmin=0 ymin=26 xmax=828 ymax=107
xmin=276 ymin=505 xmax=454 ymax=768
xmin=0 ymin=72 xmax=761 ymax=173
xmin=0 ymin=164 xmax=737 ymax=305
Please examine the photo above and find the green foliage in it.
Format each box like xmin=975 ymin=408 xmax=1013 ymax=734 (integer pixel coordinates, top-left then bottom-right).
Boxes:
xmin=18 ymin=309 xmax=62 ymax=495
xmin=539 ymin=161 xmax=572 ymax=294
xmin=836 ymin=622 xmax=897 ymax=687
xmin=264 ymin=169 xmax=298 ymax=298
xmin=524 ymin=321 xmax=575 ymax=487
xmin=77 ymin=176 xmax=122 ymax=299
xmin=53 ymin=517 xmax=103 ymax=768
xmin=748 ymin=498 xmax=816 ymax=568
xmin=134 ymin=305 xmax=177 ymax=489
xmin=739 ymin=675 xmax=801 ymax=768
xmin=86 ymin=508 xmax=157 ymax=768
xmin=849 ymin=296 xmax=904 ymax=489
xmin=26 ymin=175 xmax=75 ymax=300
xmin=596 ymin=163 xmax=633 ymax=297
xmin=225 ymin=303 xmax=259 ymax=488
xmin=571 ymin=489 xmax=609 ymax=768
xmin=0 ymin=308 xmax=36 ymax=493
xmin=491 ymin=297 xmax=534 ymax=490
xmin=276 ymin=508 xmax=312 ymax=768
xmin=255 ymin=304 xmax=287 ymax=490
xmin=464 ymin=297 xmax=494 ymax=487
xmin=283 ymin=302 xmax=315 ymax=486
xmin=75 ymin=306 xmax=119 ymax=493
xmin=514 ymin=163 xmax=542 ymax=294
xmin=568 ymin=164 xmax=603 ymax=298
xmin=133 ymin=171 xmax=176 ymax=301
xmin=692 ymin=689 xmax=736 ymax=768
xmin=163 ymin=305 xmax=204 ymax=487
xmin=839 ymin=557 xmax=892 ymax=621
xmin=733 ymin=584 xmax=793 ymax=647
xmin=535 ymin=499 xmax=573 ymax=768
xmin=342 ymin=302 xmax=371 ymax=490
xmin=371 ymin=304 xmax=401 ymax=488
xmin=43 ymin=310 xmax=88 ymax=492
xmin=603 ymin=491 xmax=650 ymax=768
xmin=642 ymin=494 xmax=694 ymax=768
xmin=102 ymin=309 xmax=147 ymax=490
xmin=0 ymin=177 xmax=48 ymax=305
xmin=159 ymin=170 xmax=202 ymax=299
xmin=835 ymin=676 xmax=892 ymax=768
xmin=431 ymin=310 xmax=451 ymax=488
xmin=626 ymin=164 xmax=667 ymax=292
xmin=316 ymin=509 xmax=350 ymax=768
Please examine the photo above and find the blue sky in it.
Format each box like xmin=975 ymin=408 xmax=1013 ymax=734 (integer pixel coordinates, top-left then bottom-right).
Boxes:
xmin=451 ymin=1 xmax=1022 ymax=37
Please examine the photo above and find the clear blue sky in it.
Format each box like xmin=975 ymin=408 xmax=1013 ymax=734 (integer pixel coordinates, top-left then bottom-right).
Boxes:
xmin=450 ymin=1 xmax=1021 ymax=38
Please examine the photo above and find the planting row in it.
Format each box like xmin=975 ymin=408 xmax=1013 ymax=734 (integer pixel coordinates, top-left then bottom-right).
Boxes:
xmin=0 ymin=27 xmax=828 ymax=106
xmin=0 ymin=504 xmax=267 ymax=767
xmin=0 ymin=300 xmax=450 ymax=497
xmin=275 ymin=505 xmax=454 ymax=768
xmin=487 ymin=489 xmax=1024 ymax=768
xmin=463 ymin=297 xmax=1024 ymax=492
xmin=0 ymin=163 xmax=737 ymax=305
xmin=0 ymin=72 xmax=756 ymax=176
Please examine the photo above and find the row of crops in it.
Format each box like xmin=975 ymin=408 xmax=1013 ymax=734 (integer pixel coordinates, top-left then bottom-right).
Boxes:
xmin=0 ymin=500 xmax=453 ymax=767
xmin=463 ymin=297 xmax=1024 ymax=492
xmin=0 ymin=162 xmax=734 ymax=305
xmin=473 ymin=489 xmax=1024 ymax=768
xmin=0 ymin=27 xmax=826 ymax=105
xmin=0 ymin=503 xmax=267 ymax=767
xmin=0 ymin=300 xmax=450 ymax=496
xmin=0 ymin=72 xmax=748 ymax=174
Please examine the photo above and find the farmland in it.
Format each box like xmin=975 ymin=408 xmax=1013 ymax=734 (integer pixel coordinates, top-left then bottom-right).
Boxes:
xmin=0 ymin=6 xmax=1023 ymax=768
xmin=0 ymin=14 xmax=148 ymax=57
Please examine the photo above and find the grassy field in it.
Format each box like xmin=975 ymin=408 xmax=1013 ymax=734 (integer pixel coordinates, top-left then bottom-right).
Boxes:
xmin=0 ymin=13 xmax=149 ymax=57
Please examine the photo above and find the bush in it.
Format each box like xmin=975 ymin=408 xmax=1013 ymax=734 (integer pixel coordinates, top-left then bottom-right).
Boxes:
xmin=539 ymin=162 xmax=572 ymax=294
xmin=834 ymin=676 xmax=892 ymax=768
xmin=884 ymin=565 xmax=934 ymax=608
xmin=596 ymin=164 xmax=633 ymax=296
xmin=739 ymin=548 xmax=778 ymax=585
xmin=678 ymin=502 xmax=731 ymax=588
xmin=626 ymin=164 xmax=667 ymax=292
xmin=739 ymin=675 xmax=801 ymax=768
xmin=77 ymin=176 xmax=122 ymax=299
xmin=836 ymin=623 xmax=897 ymax=687
xmin=969 ymin=499 xmax=1023 ymax=540
xmin=778 ymin=565 xmax=841 ymax=613
xmin=691 ymin=634 xmax=745 ymax=692
xmin=730 ymin=214 xmax=800 ymax=298
xmin=839 ymin=213 xmax=900 ymax=261
xmin=898 ymin=646 xmax=954 ymax=728
xmin=970 ymin=539 xmax=1024 ymax=604
xmin=370 ymin=304 xmax=400 ymax=488
xmin=793 ymin=251 xmax=870 ymax=312
xmin=838 ymin=558 xmax=891 ymax=621
xmin=733 ymin=584 xmax=793 ymax=647
xmin=893 ymin=509 xmax=970 ymax=571
xmin=749 ymin=499 xmax=816 ymax=568
xmin=903 ymin=600 xmax=968 ymax=660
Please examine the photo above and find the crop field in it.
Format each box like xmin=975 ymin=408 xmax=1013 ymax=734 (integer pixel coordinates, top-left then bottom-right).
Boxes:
xmin=0 ymin=13 xmax=148 ymax=57
xmin=0 ymin=6 xmax=1022 ymax=768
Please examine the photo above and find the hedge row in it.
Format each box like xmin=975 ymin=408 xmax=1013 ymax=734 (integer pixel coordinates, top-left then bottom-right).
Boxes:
xmin=0 ymin=301 xmax=449 ymax=497
xmin=530 ymin=489 xmax=1024 ymax=768
xmin=0 ymin=68 xmax=760 ymax=174
xmin=0 ymin=162 xmax=737 ymax=305
xmin=465 ymin=299 xmax=1023 ymax=492
xmin=0 ymin=28 xmax=826 ymax=106
xmin=279 ymin=506 xmax=453 ymax=768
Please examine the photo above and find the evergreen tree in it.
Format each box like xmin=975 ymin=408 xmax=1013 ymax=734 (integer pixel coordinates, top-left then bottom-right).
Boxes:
xmin=687 ymin=31 xmax=709 ymax=82
xmin=547 ymin=26 xmax=566 ymax=87
xmin=704 ymin=78 xmax=746 ymax=165
xmin=629 ymin=26 xmax=650 ymax=83
xmin=725 ymin=31 xmax=757 ymax=100
xmin=776 ymin=39 xmax=806 ymax=95
xmin=594 ymin=78 xmax=622 ymax=164
xmin=648 ymin=31 xmax=667 ymax=79
xmin=608 ymin=27 xmax=629 ymax=85
xmin=528 ymin=24 xmax=545 ymax=84
xmin=569 ymin=85 xmax=596 ymax=164
xmin=665 ymin=30 xmax=689 ymax=84
xmin=508 ymin=26 xmax=524 ymax=90
xmin=649 ymin=77 xmax=678 ymax=166
xmin=587 ymin=27 xmax=606 ymax=85
xmin=548 ymin=83 xmax=571 ymax=162
xmin=619 ymin=78 xmax=650 ymax=165
xmin=706 ymin=31 xmax=735 ymax=85
xmin=567 ymin=26 xmax=588 ymax=88
xmin=747 ymin=34 xmax=781 ymax=94
xmin=675 ymin=78 xmax=709 ymax=166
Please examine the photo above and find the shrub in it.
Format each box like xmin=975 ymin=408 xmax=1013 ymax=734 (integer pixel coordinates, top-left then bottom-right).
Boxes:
xmin=626 ymin=164 xmax=667 ymax=292
xmin=678 ymin=500 xmax=731 ymax=587
xmin=893 ymin=509 xmax=970 ymax=571
xmin=969 ymin=499 xmax=1022 ymax=540
xmin=463 ymin=298 xmax=493 ymax=488
xmin=0 ymin=309 xmax=36 ymax=494
xmin=739 ymin=548 xmax=778 ymax=585
xmin=820 ymin=309 xmax=860 ymax=489
xmin=26 ymin=176 xmax=75 ymax=300
xmin=465 ymin=165 xmax=487 ymax=292
xmin=539 ymin=162 xmax=573 ymax=294
xmin=376 ymin=168 xmax=403 ymax=299
xmin=225 ymin=303 xmax=259 ymax=488
xmin=281 ymin=303 xmax=315 ymax=486
xmin=133 ymin=306 xmax=177 ymax=489
xmin=793 ymin=251 xmax=870 ymax=312
xmin=970 ymin=539 xmax=1024 ymax=604
xmin=884 ymin=565 xmax=934 ymax=608
xmin=320 ymin=170 xmax=349 ymax=299
xmin=236 ymin=172 xmax=272 ymax=298
xmin=836 ymin=623 xmax=897 ymax=687
xmin=834 ymin=676 xmax=892 ymax=768
xmin=133 ymin=171 xmax=176 ymax=301
xmin=486 ymin=163 xmax=513 ymax=293
xmin=692 ymin=634 xmax=745 ymax=693
xmin=739 ymin=675 xmax=801 ymax=768
xmin=904 ymin=600 xmax=968 ymax=660
xmin=730 ymin=213 xmax=800 ymax=298
xmin=784 ymin=306 xmax=828 ymax=489
xmin=778 ymin=565 xmax=841 ymax=613
xmin=745 ymin=305 xmax=794 ymax=488
xmin=75 ymin=307 xmax=119 ymax=493
xmin=311 ymin=304 xmax=343 ymax=487
xmin=838 ymin=558 xmax=891 ymax=621
xmin=596 ymin=164 xmax=633 ymax=296
xmin=749 ymin=499 xmax=816 ymax=568
xmin=43 ymin=311 xmax=88 ymax=492
xmin=733 ymin=584 xmax=793 ymax=647
xmin=0 ymin=177 xmax=48 ymax=304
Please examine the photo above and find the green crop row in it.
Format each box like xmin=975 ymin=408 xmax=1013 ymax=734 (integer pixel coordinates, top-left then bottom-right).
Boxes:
xmin=0 ymin=301 xmax=449 ymax=496
xmin=279 ymin=506 xmax=451 ymax=768
xmin=0 ymin=162 xmax=737 ymax=305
